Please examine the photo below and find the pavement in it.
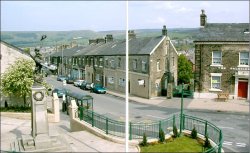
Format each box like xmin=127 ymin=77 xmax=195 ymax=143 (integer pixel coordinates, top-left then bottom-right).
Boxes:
xmin=1 ymin=90 xmax=249 ymax=152
xmin=106 ymin=91 xmax=249 ymax=114
xmin=1 ymin=112 xmax=138 ymax=152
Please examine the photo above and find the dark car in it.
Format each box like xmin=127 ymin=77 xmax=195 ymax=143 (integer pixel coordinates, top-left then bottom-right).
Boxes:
xmin=80 ymin=82 xmax=92 ymax=90
xmin=66 ymin=77 xmax=74 ymax=84
xmin=52 ymin=88 xmax=67 ymax=98
xmin=57 ymin=75 xmax=67 ymax=81
xmin=92 ymin=84 xmax=106 ymax=94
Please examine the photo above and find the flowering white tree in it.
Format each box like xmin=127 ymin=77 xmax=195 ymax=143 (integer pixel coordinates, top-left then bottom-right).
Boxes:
xmin=1 ymin=58 xmax=35 ymax=105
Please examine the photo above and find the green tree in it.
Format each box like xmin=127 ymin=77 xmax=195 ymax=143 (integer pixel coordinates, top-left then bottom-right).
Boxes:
xmin=23 ymin=48 xmax=30 ymax=54
xmin=178 ymin=54 xmax=193 ymax=84
xmin=1 ymin=58 xmax=35 ymax=105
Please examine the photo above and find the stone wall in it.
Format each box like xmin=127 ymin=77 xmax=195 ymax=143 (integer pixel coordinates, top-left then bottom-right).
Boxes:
xmin=195 ymin=43 xmax=249 ymax=95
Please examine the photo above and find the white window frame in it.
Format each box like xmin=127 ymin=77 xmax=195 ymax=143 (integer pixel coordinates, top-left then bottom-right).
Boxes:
xmin=118 ymin=78 xmax=125 ymax=86
xmin=239 ymin=52 xmax=249 ymax=66
xmin=157 ymin=59 xmax=161 ymax=71
xmin=94 ymin=58 xmax=98 ymax=67
xmin=209 ymin=73 xmax=222 ymax=91
xmin=133 ymin=59 xmax=137 ymax=70
xmin=118 ymin=57 xmax=121 ymax=68
xmin=99 ymin=57 xmax=103 ymax=67
xmin=211 ymin=51 xmax=222 ymax=67
xmin=110 ymin=59 xmax=115 ymax=68
xmin=96 ymin=74 xmax=100 ymax=81
xmin=108 ymin=76 xmax=114 ymax=84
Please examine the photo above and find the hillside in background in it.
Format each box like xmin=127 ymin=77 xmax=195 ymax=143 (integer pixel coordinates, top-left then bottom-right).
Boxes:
xmin=1 ymin=28 xmax=199 ymax=48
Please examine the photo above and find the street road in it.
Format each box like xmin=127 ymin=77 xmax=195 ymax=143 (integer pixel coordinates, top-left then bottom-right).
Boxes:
xmin=45 ymin=76 xmax=249 ymax=153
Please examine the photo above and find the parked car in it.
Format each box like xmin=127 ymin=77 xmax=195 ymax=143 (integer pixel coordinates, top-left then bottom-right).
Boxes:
xmin=92 ymin=84 xmax=106 ymax=94
xmin=80 ymin=82 xmax=92 ymax=90
xmin=74 ymin=80 xmax=85 ymax=87
xmin=66 ymin=77 xmax=74 ymax=84
xmin=52 ymin=88 xmax=67 ymax=98
xmin=57 ymin=75 xmax=67 ymax=81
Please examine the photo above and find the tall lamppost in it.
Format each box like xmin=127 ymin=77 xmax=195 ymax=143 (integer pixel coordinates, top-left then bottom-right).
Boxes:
xmin=179 ymin=83 xmax=184 ymax=135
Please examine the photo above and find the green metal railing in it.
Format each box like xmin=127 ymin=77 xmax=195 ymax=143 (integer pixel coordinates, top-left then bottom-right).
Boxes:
xmin=76 ymin=108 xmax=223 ymax=153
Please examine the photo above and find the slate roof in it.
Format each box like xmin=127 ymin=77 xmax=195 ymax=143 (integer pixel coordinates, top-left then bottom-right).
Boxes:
xmin=51 ymin=36 xmax=165 ymax=57
xmin=74 ymin=36 xmax=164 ymax=56
xmin=195 ymin=23 xmax=249 ymax=42
xmin=0 ymin=40 xmax=30 ymax=57
xmin=50 ymin=46 xmax=86 ymax=57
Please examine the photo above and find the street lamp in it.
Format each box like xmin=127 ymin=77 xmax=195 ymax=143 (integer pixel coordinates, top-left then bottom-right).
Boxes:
xmin=179 ymin=83 xmax=184 ymax=135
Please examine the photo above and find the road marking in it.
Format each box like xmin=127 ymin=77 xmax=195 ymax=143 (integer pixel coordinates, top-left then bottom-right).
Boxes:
xmin=146 ymin=115 xmax=165 ymax=119
xmin=223 ymin=141 xmax=233 ymax=146
xmin=236 ymin=143 xmax=246 ymax=147
xmin=217 ymin=126 xmax=234 ymax=129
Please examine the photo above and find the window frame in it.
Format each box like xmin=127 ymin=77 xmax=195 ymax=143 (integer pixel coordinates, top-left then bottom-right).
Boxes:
xmin=142 ymin=61 xmax=147 ymax=72
xmin=211 ymin=51 xmax=222 ymax=66
xmin=133 ymin=59 xmax=137 ymax=70
xmin=157 ymin=59 xmax=161 ymax=71
xmin=239 ymin=51 xmax=249 ymax=66
xmin=210 ymin=73 xmax=222 ymax=91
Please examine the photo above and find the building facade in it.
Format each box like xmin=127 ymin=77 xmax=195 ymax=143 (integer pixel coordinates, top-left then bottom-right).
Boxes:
xmin=51 ymin=26 xmax=178 ymax=99
xmin=0 ymin=41 xmax=34 ymax=105
xmin=194 ymin=10 xmax=250 ymax=100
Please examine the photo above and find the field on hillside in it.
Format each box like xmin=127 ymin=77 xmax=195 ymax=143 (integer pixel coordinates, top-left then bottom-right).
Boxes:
xmin=1 ymin=28 xmax=199 ymax=48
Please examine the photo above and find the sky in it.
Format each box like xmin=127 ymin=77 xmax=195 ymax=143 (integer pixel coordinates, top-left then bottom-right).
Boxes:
xmin=1 ymin=1 xmax=249 ymax=31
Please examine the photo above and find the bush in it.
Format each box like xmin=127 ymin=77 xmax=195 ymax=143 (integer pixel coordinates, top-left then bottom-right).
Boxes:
xmin=191 ymin=127 xmax=197 ymax=139
xmin=159 ymin=129 xmax=165 ymax=143
xmin=204 ymin=135 xmax=211 ymax=148
xmin=173 ymin=125 xmax=178 ymax=138
xmin=0 ymin=106 xmax=31 ymax=112
xmin=141 ymin=132 xmax=148 ymax=146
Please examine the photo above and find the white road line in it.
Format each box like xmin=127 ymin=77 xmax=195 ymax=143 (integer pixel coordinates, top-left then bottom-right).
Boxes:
xmin=236 ymin=144 xmax=246 ymax=147
xmin=217 ymin=126 xmax=234 ymax=129
xmin=236 ymin=143 xmax=246 ymax=147
xmin=146 ymin=115 xmax=165 ymax=119
xmin=223 ymin=141 xmax=233 ymax=146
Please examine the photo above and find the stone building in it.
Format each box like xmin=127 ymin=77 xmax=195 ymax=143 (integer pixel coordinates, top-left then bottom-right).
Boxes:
xmin=0 ymin=40 xmax=34 ymax=105
xmin=194 ymin=10 xmax=249 ymax=100
xmin=50 ymin=26 xmax=178 ymax=99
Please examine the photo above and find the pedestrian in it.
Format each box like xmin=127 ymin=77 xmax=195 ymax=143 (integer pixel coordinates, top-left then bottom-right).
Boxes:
xmin=90 ymin=83 xmax=94 ymax=92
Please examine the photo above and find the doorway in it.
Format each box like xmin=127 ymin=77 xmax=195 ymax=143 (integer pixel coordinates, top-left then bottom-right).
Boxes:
xmin=238 ymin=81 xmax=248 ymax=98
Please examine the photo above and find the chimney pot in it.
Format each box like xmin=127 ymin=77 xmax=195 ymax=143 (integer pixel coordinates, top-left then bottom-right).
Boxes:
xmin=162 ymin=25 xmax=167 ymax=36
xmin=200 ymin=9 xmax=207 ymax=27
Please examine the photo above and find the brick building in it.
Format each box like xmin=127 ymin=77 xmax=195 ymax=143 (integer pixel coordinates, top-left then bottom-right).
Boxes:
xmin=194 ymin=10 xmax=249 ymax=100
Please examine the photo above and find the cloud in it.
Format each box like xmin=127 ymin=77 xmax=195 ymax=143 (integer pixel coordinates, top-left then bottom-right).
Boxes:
xmin=146 ymin=17 xmax=166 ymax=24
xmin=200 ymin=2 xmax=211 ymax=8
xmin=176 ymin=7 xmax=193 ymax=13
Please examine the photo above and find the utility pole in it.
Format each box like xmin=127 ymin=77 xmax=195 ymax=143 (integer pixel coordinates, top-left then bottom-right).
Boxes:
xmin=180 ymin=83 xmax=184 ymax=135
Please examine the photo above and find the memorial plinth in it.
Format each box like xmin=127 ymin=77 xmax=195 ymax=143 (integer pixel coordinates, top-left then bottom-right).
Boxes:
xmin=11 ymin=85 xmax=71 ymax=152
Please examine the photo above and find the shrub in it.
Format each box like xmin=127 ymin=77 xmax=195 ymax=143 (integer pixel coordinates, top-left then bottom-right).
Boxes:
xmin=159 ymin=129 xmax=165 ymax=143
xmin=173 ymin=125 xmax=178 ymax=138
xmin=141 ymin=132 xmax=148 ymax=146
xmin=191 ymin=127 xmax=197 ymax=139
xmin=204 ymin=135 xmax=211 ymax=148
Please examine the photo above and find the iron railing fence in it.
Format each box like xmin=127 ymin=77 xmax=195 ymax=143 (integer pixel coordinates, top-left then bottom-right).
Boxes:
xmin=75 ymin=107 xmax=222 ymax=153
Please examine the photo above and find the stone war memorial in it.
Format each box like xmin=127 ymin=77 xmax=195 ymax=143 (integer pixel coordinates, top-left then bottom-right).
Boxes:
xmin=10 ymin=43 xmax=71 ymax=152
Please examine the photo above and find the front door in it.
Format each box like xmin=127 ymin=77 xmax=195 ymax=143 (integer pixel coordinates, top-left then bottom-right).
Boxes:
xmin=238 ymin=81 xmax=248 ymax=98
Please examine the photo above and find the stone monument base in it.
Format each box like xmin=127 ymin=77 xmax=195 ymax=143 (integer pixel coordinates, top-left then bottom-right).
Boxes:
xmin=10 ymin=134 xmax=71 ymax=152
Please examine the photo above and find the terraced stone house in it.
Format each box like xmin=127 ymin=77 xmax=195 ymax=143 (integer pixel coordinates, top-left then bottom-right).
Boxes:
xmin=194 ymin=10 xmax=250 ymax=100
xmin=51 ymin=26 xmax=178 ymax=99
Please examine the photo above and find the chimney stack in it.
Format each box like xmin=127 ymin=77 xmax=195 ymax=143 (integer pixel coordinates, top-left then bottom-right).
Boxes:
xmin=128 ymin=30 xmax=136 ymax=39
xmin=105 ymin=34 xmax=113 ymax=43
xmin=162 ymin=25 xmax=167 ymax=36
xmin=200 ymin=9 xmax=207 ymax=27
